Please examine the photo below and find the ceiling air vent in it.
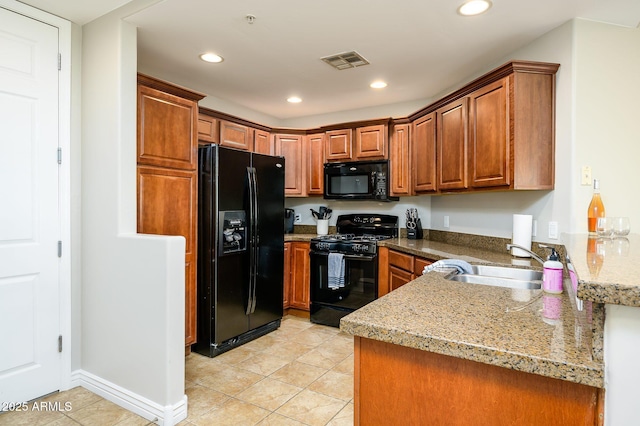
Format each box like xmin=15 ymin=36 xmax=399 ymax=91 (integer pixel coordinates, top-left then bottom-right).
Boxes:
xmin=321 ymin=51 xmax=370 ymax=70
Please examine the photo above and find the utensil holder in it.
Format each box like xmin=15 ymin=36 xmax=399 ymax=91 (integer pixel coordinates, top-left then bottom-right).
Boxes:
xmin=317 ymin=219 xmax=329 ymax=236
xmin=407 ymin=218 xmax=423 ymax=239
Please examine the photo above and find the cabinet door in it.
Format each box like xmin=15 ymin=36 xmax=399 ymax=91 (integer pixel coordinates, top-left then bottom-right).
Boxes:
xmin=275 ymin=134 xmax=305 ymax=196
xmin=137 ymin=166 xmax=197 ymax=345
xmin=412 ymin=113 xmax=437 ymax=193
xmin=469 ymin=78 xmax=510 ymax=188
xmin=390 ymin=123 xmax=411 ymax=196
xmin=254 ymin=129 xmax=272 ymax=155
xmin=355 ymin=124 xmax=387 ymax=159
xmin=307 ymin=133 xmax=325 ymax=195
xmin=137 ymin=85 xmax=198 ymax=170
xmin=290 ymin=242 xmax=310 ymax=310
xmin=220 ymin=120 xmax=253 ymax=151
xmin=414 ymin=257 xmax=433 ymax=276
xmin=197 ymin=113 xmax=219 ymax=144
xmin=389 ymin=265 xmax=414 ymax=292
xmin=283 ymin=242 xmax=291 ymax=309
xmin=437 ymin=98 xmax=468 ymax=190
xmin=325 ymin=129 xmax=352 ymax=161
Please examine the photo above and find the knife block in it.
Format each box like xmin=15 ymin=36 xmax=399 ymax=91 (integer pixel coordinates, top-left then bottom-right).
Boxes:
xmin=407 ymin=218 xmax=423 ymax=240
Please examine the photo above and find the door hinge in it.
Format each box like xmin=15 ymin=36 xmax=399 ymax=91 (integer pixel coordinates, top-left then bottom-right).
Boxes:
xmin=57 ymin=148 xmax=62 ymax=164
xmin=57 ymin=241 xmax=62 ymax=257
xmin=58 ymin=53 xmax=61 ymax=71
xmin=58 ymin=335 xmax=62 ymax=352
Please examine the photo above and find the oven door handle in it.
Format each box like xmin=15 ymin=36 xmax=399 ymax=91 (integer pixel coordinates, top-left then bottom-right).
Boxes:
xmin=309 ymin=251 xmax=376 ymax=262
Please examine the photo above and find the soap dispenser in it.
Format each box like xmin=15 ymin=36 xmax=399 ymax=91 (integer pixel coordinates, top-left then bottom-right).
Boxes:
xmin=541 ymin=245 xmax=563 ymax=294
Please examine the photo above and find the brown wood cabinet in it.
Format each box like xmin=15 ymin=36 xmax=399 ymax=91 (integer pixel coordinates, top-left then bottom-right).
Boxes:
xmin=197 ymin=113 xmax=219 ymax=144
xmin=283 ymin=242 xmax=291 ymax=309
xmin=136 ymin=74 xmax=205 ymax=346
xmin=307 ymin=133 xmax=325 ymax=195
xmin=469 ymin=77 xmax=510 ymax=188
xmin=219 ymin=119 xmax=253 ymax=151
xmin=378 ymin=247 xmax=433 ymax=297
xmin=390 ymin=123 xmax=411 ymax=196
xmin=289 ymin=242 xmax=310 ymax=311
xmin=275 ymin=133 xmax=305 ymax=197
xmin=354 ymin=124 xmax=387 ymax=159
xmin=325 ymin=128 xmax=352 ymax=161
xmin=411 ymin=112 xmax=437 ymax=193
xmin=437 ymin=97 xmax=468 ymax=191
xmin=354 ymin=337 xmax=604 ymax=426
xmin=253 ymin=129 xmax=272 ymax=155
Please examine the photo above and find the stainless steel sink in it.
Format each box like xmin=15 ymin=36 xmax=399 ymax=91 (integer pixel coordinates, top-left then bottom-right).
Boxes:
xmin=445 ymin=265 xmax=543 ymax=290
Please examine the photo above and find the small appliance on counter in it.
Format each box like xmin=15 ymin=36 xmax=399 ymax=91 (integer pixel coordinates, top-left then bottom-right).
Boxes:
xmin=284 ymin=208 xmax=295 ymax=234
xmin=406 ymin=208 xmax=423 ymax=239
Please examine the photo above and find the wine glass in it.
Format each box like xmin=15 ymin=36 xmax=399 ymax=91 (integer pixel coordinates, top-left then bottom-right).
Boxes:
xmin=610 ymin=217 xmax=630 ymax=237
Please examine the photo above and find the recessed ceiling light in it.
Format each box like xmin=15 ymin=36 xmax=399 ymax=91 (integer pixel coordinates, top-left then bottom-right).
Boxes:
xmin=199 ymin=53 xmax=224 ymax=63
xmin=457 ymin=0 xmax=492 ymax=16
xmin=287 ymin=96 xmax=302 ymax=103
xmin=370 ymin=81 xmax=387 ymax=89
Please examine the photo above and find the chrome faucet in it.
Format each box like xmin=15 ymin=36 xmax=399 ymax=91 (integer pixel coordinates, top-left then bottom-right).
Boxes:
xmin=506 ymin=244 xmax=545 ymax=265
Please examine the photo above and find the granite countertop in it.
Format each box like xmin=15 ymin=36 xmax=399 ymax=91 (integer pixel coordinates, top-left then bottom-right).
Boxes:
xmin=284 ymin=234 xmax=316 ymax=242
xmin=563 ymin=233 xmax=640 ymax=307
xmin=340 ymin=238 xmax=604 ymax=388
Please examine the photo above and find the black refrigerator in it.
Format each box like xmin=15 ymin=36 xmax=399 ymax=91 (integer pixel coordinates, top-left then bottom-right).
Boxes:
xmin=195 ymin=144 xmax=285 ymax=357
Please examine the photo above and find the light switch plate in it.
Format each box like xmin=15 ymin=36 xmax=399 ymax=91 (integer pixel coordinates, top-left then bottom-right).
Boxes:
xmin=548 ymin=221 xmax=558 ymax=239
xmin=444 ymin=216 xmax=450 ymax=228
xmin=581 ymin=166 xmax=592 ymax=186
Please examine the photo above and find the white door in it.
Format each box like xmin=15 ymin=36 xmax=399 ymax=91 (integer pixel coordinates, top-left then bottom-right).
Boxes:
xmin=0 ymin=6 xmax=61 ymax=403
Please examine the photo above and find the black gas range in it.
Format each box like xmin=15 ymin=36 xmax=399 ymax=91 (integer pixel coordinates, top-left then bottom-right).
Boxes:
xmin=309 ymin=214 xmax=398 ymax=327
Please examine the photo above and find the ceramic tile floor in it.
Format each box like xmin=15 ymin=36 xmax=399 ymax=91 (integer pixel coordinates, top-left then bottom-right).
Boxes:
xmin=0 ymin=316 xmax=355 ymax=426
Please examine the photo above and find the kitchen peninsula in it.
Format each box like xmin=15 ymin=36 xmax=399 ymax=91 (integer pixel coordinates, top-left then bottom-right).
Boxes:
xmin=341 ymin=236 xmax=605 ymax=425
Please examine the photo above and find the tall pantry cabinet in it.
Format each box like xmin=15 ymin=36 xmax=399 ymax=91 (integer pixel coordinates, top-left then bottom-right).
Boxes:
xmin=136 ymin=74 xmax=205 ymax=347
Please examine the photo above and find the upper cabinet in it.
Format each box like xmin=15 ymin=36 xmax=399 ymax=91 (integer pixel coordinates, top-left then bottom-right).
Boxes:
xmin=197 ymin=113 xmax=219 ymax=144
xmin=436 ymin=98 xmax=468 ymax=191
xmin=307 ymin=133 xmax=325 ymax=195
xmin=254 ymin=129 xmax=272 ymax=155
xmin=468 ymin=78 xmax=510 ymax=188
xmin=193 ymin=60 xmax=558 ymax=198
xmin=325 ymin=128 xmax=352 ymax=161
xmin=219 ymin=120 xmax=253 ymax=151
xmin=355 ymin=124 xmax=388 ymax=159
xmin=325 ymin=120 xmax=390 ymax=162
xmin=390 ymin=123 xmax=411 ymax=196
xmin=275 ymin=133 xmax=306 ymax=197
xmin=410 ymin=60 xmax=559 ymax=193
xmin=412 ymin=113 xmax=437 ymax=194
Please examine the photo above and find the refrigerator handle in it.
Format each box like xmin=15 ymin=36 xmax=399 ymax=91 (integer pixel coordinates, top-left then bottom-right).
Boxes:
xmin=246 ymin=166 xmax=256 ymax=315
xmin=250 ymin=167 xmax=259 ymax=313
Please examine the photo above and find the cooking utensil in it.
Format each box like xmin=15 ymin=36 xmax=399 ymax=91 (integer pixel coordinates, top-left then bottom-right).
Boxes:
xmin=310 ymin=208 xmax=320 ymax=219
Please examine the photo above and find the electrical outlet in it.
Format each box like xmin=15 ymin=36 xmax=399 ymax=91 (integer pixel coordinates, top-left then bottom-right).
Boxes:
xmin=532 ymin=220 xmax=537 ymax=237
xmin=548 ymin=221 xmax=558 ymax=239
xmin=581 ymin=166 xmax=592 ymax=186
xmin=444 ymin=216 xmax=450 ymax=228
xmin=294 ymin=213 xmax=301 ymax=223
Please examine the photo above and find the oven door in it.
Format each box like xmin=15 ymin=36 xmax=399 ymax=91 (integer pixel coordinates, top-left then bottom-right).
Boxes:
xmin=309 ymin=250 xmax=378 ymax=327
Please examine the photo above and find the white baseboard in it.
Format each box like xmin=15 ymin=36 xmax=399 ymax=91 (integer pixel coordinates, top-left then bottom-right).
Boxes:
xmin=70 ymin=370 xmax=187 ymax=425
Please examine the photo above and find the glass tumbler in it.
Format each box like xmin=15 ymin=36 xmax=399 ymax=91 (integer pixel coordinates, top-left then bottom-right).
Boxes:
xmin=611 ymin=217 xmax=630 ymax=237
xmin=596 ymin=217 xmax=614 ymax=238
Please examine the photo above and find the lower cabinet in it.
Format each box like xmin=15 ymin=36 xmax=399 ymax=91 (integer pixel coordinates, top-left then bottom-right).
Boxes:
xmin=284 ymin=241 xmax=310 ymax=312
xmin=378 ymin=247 xmax=433 ymax=297
xmin=354 ymin=337 xmax=604 ymax=425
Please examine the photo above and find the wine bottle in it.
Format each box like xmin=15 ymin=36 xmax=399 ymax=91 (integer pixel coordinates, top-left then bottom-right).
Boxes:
xmin=587 ymin=179 xmax=605 ymax=234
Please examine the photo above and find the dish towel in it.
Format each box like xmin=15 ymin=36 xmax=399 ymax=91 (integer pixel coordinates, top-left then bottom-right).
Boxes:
xmin=327 ymin=253 xmax=345 ymax=289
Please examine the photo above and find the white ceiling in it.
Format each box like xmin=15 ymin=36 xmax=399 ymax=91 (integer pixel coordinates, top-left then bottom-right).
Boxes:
xmin=18 ymin=0 xmax=640 ymax=121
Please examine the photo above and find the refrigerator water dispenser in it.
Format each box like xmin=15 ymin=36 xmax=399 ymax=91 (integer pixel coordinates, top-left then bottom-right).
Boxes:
xmin=219 ymin=210 xmax=247 ymax=254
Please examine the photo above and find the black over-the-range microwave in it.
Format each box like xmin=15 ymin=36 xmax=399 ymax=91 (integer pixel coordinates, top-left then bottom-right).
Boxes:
xmin=323 ymin=160 xmax=398 ymax=201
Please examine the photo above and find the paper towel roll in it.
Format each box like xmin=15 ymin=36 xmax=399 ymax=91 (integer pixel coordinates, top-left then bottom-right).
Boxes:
xmin=511 ymin=214 xmax=533 ymax=257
